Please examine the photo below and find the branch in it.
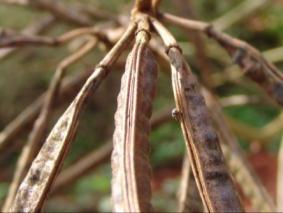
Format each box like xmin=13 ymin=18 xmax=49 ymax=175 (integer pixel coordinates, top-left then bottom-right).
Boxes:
xmin=0 ymin=26 xmax=112 ymax=48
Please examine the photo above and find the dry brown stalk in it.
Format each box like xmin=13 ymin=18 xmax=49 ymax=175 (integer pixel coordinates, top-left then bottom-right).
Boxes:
xmin=2 ymin=36 xmax=97 ymax=212
xmin=53 ymin=107 xmax=171 ymax=194
xmin=203 ymin=88 xmax=276 ymax=212
xmin=9 ymin=23 xmax=136 ymax=213
xmin=160 ymin=13 xmax=283 ymax=106
xmin=178 ymin=154 xmax=203 ymax=212
xmin=151 ymin=17 xmax=243 ymax=212
xmin=111 ymin=16 xmax=157 ymax=212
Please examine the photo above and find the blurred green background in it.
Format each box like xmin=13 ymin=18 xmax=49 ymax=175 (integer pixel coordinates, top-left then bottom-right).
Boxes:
xmin=0 ymin=0 xmax=283 ymax=211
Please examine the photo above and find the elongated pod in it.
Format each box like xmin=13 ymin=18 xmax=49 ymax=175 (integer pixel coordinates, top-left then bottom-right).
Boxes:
xmin=10 ymin=23 xmax=136 ymax=213
xmin=160 ymin=13 xmax=283 ymax=106
xmin=151 ymin=18 xmax=243 ymax=212
xmin=206 ymin=27 xmax=283 ymax=106
xmin=111 ymin=26 xmax=157 ymax=212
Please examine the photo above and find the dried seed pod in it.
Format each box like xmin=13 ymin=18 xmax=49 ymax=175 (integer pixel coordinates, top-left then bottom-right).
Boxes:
xmin=151 ymin=18 xmax=243 ymax=212
xmin=111 ymin=41 xmax=157 ymax=212
xmin=9 ymin=23 xmax=136 ymax=213
xmin=206 ymin=27 xmax=283 ymax=106
xmin=203 ymin=88 xmax=276 ymax=212
xmin=168 ymin=47 xmax=242 ymax=212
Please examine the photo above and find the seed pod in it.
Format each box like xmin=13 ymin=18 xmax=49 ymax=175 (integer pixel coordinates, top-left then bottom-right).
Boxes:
xmin=9 ymin=23 xmax=136 ymax=213
xmin=111 ymin=42 xmax=157 ymax=212
xmin=203 ymin=88 xmax=276 ymax=212
xmin=206 ymin=27 xmax=283 ymax=106
xmin=168 ymin=47 xmax=243 ymax=212
xmin=151 ymin=17 xmax=243 ymax=212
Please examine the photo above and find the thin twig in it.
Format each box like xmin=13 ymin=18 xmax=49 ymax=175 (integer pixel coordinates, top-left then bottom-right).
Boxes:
xmin=0 ymin=26 xmax=111 ymax=48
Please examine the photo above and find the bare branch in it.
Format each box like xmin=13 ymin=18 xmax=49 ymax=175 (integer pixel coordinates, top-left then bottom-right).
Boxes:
xmin=0 ymin=26 xmax=111 ymax=48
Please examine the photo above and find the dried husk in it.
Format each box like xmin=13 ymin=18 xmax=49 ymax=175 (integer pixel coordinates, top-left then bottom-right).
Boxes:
xmin=9 ymin=23 xmax=136 ymax=213
xmin=206 ymin=27 xmax=283 ymax=106
xmin=111 ymin=41 xmax=157 ymax=212
xmin=168 ymin=47 xmax=243 ymax=212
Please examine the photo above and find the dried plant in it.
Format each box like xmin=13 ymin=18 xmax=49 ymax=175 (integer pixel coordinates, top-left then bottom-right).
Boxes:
xmin=1 ymin=0 xmax=282 ymax=212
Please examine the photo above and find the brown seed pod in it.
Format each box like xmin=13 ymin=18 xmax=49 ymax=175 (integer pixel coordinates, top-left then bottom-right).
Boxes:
xmin=168 ymin=47 xmax=243 ymax=212
xmin=9 ymin=23 xmax=136 ymax=213
xmin=206 ymin=27 xmax=283 ymax=106
xmin=151 ymin=17 xmax=243 ymax=212
xmin=111 ymin=41 xmax=157 ymax=212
